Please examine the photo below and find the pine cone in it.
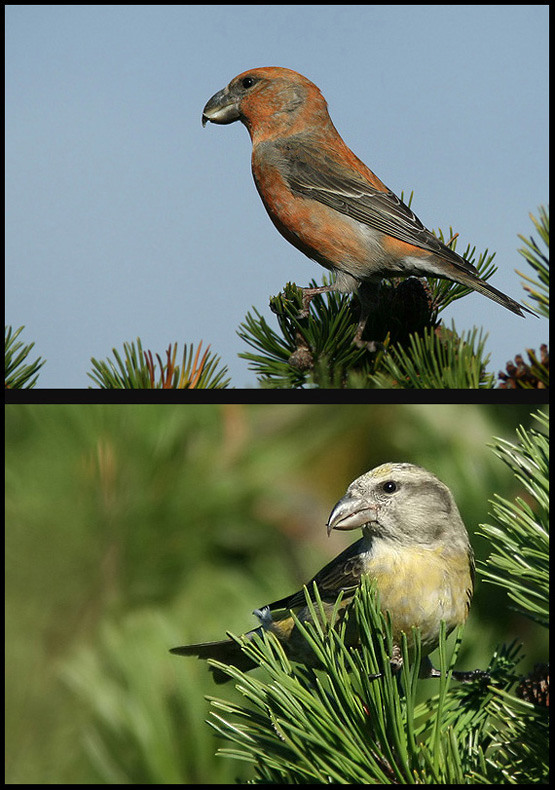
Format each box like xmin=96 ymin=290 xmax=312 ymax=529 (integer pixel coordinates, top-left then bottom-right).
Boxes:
xmin=498 ymin=344 xmax=548 ymax=388
xmin=516 ymin=663 xmax=549 ymax=708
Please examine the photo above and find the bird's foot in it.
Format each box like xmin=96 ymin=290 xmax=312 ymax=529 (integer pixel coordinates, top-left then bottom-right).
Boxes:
xmin=298 ymin=284 xmax=336 ymax=318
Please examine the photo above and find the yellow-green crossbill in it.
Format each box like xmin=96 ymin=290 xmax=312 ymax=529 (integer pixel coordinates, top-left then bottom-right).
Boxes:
xmin=171 ymin=463 xmax=474 ymax=683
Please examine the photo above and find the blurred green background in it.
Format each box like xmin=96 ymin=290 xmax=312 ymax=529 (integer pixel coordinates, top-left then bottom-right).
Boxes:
xmin=5 ymin=404 xmax=547 ymax=783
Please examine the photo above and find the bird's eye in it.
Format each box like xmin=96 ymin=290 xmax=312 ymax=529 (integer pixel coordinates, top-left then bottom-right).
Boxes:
xmin=241 ymin=77 xmax=255 ymax=89
xmin=382 ymin=481 xmax=397 ymax=494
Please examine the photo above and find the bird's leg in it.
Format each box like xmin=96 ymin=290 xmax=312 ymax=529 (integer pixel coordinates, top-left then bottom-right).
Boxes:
xmin=420 ymin=656 xmax=490 ymax=682
xmin=451 ymin=668 xmax=491 ymax=682
xmin=352 ymin=305 xmax=370 ymax=345
xmin=298 ymin=284 xmax=336 ymax=318
xmin=298 ymin=270 xmax=359 ymax=318
xmin=352 ymin=282 xmax=384 ymax=352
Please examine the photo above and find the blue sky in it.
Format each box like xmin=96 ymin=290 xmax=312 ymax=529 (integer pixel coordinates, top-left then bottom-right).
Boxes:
xmin=5 ymin=5 xmax=548 ymax=388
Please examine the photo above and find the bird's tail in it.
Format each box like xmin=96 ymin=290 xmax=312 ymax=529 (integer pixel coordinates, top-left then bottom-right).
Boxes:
xmin=459 ymin=273 xmax=535 ymax=317
xmin=170 ymin=634 xmax=260 ymax=684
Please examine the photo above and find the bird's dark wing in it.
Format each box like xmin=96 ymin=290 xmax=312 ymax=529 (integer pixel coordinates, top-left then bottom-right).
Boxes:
xmin=279 ymin=139 xmax=480 ymax=276
xmin=263 ymin=537 xmax=370 ymax=612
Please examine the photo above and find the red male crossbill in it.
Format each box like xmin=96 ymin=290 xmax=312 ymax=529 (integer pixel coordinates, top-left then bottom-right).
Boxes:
xmin=202 ymin=67 xmax=532 ymax=328
xmin=171 ymin=463 xmax=474 ymax=684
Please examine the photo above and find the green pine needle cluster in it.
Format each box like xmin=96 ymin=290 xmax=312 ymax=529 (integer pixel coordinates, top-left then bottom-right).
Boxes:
xmin=206 ymin=579 xmax=545 ymax=783
xmin=478 ymin=410 xmax=549 ymax=627
xmin=88 ymin=338 xmax=230 ymax=389
xmin=5 ymin=325 xmax=45 ymax=389
xmin=368 ymin=323 xmax=494 ymax=389
xmin=516 ymin=206 xmax=549 ymax=319
xmin=238 ymin=281 xmax=373 ymax=388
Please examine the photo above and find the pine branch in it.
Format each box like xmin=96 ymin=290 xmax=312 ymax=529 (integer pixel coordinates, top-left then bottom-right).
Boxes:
xmin=88 ymin=339 xmax=230 ymax=389
xmin=367 ymin=323 xmax=494 ymax=389
xmin=477 ymin=410 xmax=549 ymax=627
xmin=208 ymin=582 xmax=457 ymax=783
xmin=5 ymin=325 xmax=45 ymax=389
xmin=205 ymin=580 xmax=531 ymax=784
xmin=515 ymin=206 xmax=549 ymax=319
xmin=238 ymin=281 xmax=372 ymax=388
